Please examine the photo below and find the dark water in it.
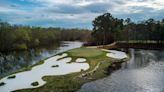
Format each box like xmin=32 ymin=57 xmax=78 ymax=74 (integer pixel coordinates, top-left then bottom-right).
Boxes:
xmin=0 ymin=41 xmax=83 ymax=78
xmin=78 ymin=49 xmax=164 ymax=92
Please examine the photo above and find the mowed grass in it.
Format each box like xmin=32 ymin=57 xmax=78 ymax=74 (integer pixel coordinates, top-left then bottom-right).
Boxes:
xmin=67 ymin=47 xmax=104 ymax=58
xmin=15 ymin=47 xmax=123 ymax=92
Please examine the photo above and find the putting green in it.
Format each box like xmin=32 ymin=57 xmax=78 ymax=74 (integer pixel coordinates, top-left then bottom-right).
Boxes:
xmin=67 ymin=47 xmax=105 ymax=58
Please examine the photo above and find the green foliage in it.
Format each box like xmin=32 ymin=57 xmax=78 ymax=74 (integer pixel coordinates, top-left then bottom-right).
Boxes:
xmin=60 ymin=29 xmax=91 ymax=41
xmin=31 ymin=81 xmax=39 ymax=86
xmin=0 ymin=21 xmax=91 ymax=52
xmin=52 ymin=65 xmax=59 ymax=67
xmin=13 ymin=43 xmax=27 ymax=50
xmin=90 ymin=13 xmax=164 ymax=45
xmin=0 ymin=82 xmax=5 ymax=86
xmin=7 ymin=75 xmax=16 ymax=79
xmin=14 ymin=28 xmax=30 ymax=44
xmin=33 ymin=39 xmax=40 ymax=46
xmin=92 ymin=13 xmax=123 ymax=45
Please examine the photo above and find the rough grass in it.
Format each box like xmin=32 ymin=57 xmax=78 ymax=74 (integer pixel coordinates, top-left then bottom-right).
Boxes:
xmin=14 ymin=47 xmax=126 ymax=92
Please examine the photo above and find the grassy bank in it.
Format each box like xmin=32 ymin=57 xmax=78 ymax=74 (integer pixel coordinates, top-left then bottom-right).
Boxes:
xmin=13 ymin=47 xmax=127 ymax=92
xmin=98 ymin=41 xmax=164 ymax=50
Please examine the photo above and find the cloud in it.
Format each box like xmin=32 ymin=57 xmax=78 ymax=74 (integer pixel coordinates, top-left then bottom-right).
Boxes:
xmin=0 ymin=0 xmax=163 ymax=29
xmin=84 ymin=2 xmax=111 ymax=13
xmin=38 ymin=4 xmax=85 ymax=14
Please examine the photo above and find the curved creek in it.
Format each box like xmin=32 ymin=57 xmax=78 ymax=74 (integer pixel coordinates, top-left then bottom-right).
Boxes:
xmin=78 ymin=49 xmax=164 ymax=92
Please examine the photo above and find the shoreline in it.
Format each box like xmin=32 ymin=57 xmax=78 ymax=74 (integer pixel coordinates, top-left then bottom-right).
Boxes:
xmin=0 ymin=47 xmax=129 ymax=92
xmin=93 ymin=42 xmax=164 ymax=50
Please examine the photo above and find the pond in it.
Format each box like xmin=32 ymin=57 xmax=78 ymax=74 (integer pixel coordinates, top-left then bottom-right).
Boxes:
xmin=0 ymin=41 xmax=83 ymax=78
xmin=0 ymin=53 xmax=89 ymax=92
xmin=78 ymin=49 xmax=164 ymax=92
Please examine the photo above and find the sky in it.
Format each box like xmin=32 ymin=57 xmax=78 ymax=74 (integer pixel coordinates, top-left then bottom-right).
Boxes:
xmin=0 ymin=0 xmax=164 ymax=29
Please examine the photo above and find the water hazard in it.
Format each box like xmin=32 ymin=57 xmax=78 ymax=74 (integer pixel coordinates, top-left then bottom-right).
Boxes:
xmin=78 ymin=49 xmax=164 ymax=92
xmin=0 ymin=41 xmax=83 ymax=78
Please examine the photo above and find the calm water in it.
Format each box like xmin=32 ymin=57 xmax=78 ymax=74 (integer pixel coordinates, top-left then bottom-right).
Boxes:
xmin=0 ymin=41 xmax=83 ymax=78
xmin=78 ymin=49 xmax=164 ymax=92
xmin=0 ymin=53 xmax=89 ymax=92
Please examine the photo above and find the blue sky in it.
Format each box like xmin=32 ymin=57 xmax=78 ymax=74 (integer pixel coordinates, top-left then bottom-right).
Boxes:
xmin=0 ymin=0 xmax=164 ymax=29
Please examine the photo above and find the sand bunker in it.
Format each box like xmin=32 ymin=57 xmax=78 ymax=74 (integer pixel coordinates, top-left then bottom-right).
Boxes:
xmin=76 ymin=58 xmax=87 ymax=63
xmin=102 ymin=49 xmax=127 ymax=59
xmin=0 ymin=53 xmax=89 ymax=92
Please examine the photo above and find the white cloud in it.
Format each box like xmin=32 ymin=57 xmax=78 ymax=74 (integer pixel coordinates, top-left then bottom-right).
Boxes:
xmin=125 ymin=0 xmax=164 ymax=10
xmin=0 ymin=0 xmax=163 ymax=28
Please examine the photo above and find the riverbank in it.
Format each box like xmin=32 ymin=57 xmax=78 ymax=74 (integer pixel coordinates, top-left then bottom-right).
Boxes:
xmin=77 ymin=49 xmax=164 ymax=92
xmin=0 ymin=41 xmax=83 ymax=78
xmin=0 ymin=47 xmax=128 ymax=92
xmin=97 ymin=41 xmax=164 ymax=50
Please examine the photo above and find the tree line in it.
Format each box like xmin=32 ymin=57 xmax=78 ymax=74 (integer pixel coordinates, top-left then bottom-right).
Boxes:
xmin=89 ymin=13 xmax=164 ymax=45
xmin=1 ymin=13 xmax=163 ymax=51
xmin=0 ymin=20 xmax=90 ymax=52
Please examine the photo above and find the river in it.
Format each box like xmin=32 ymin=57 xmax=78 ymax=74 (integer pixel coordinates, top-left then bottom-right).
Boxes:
xmin=0 ymin=41 xmax=83 ymax=78
xmin=78 ymin=49 xmax=164 ymax=92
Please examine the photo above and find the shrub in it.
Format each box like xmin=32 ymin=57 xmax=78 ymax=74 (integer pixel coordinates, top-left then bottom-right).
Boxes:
xmin=0 ymin=82 xmax=5 ymax=86
xmin=31 ymin=81 xmax=39 ymax=86
xmin=52 ymin=65 xmax=59 ymax=67
xmin=13 ymin=43 xmax=27 ymax=50
xmin=81 ymin=69 xmax=84 ymax=72
xmin=7 ymin=75 xmax=16 ymax=79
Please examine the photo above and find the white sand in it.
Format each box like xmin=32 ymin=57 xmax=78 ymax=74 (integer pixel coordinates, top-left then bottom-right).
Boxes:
xmin=0 ymin=53 xmax=89 ymax=92
xmin=76 ymin=58 xmax=87 ymax=63
xmin=102 ymin=49 xmax=127 ymax=59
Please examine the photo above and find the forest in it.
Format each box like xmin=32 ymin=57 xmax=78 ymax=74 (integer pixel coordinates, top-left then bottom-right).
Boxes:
xmin=0 ymin=13 xmax=164 ymax=51
xmin=90 ymin=13 xmax=164 ymax=45
xmin=0 ymin=20 xmax=90 ymax=52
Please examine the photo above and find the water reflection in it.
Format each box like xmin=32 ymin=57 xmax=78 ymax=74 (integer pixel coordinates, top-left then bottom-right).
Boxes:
xmin=0 ymin=53 xmax=89 ymax=92
xmin=0 ymin=41 xmax=83 ymax=78
xmin=78 ymin=49 xmax=164 ymax=92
